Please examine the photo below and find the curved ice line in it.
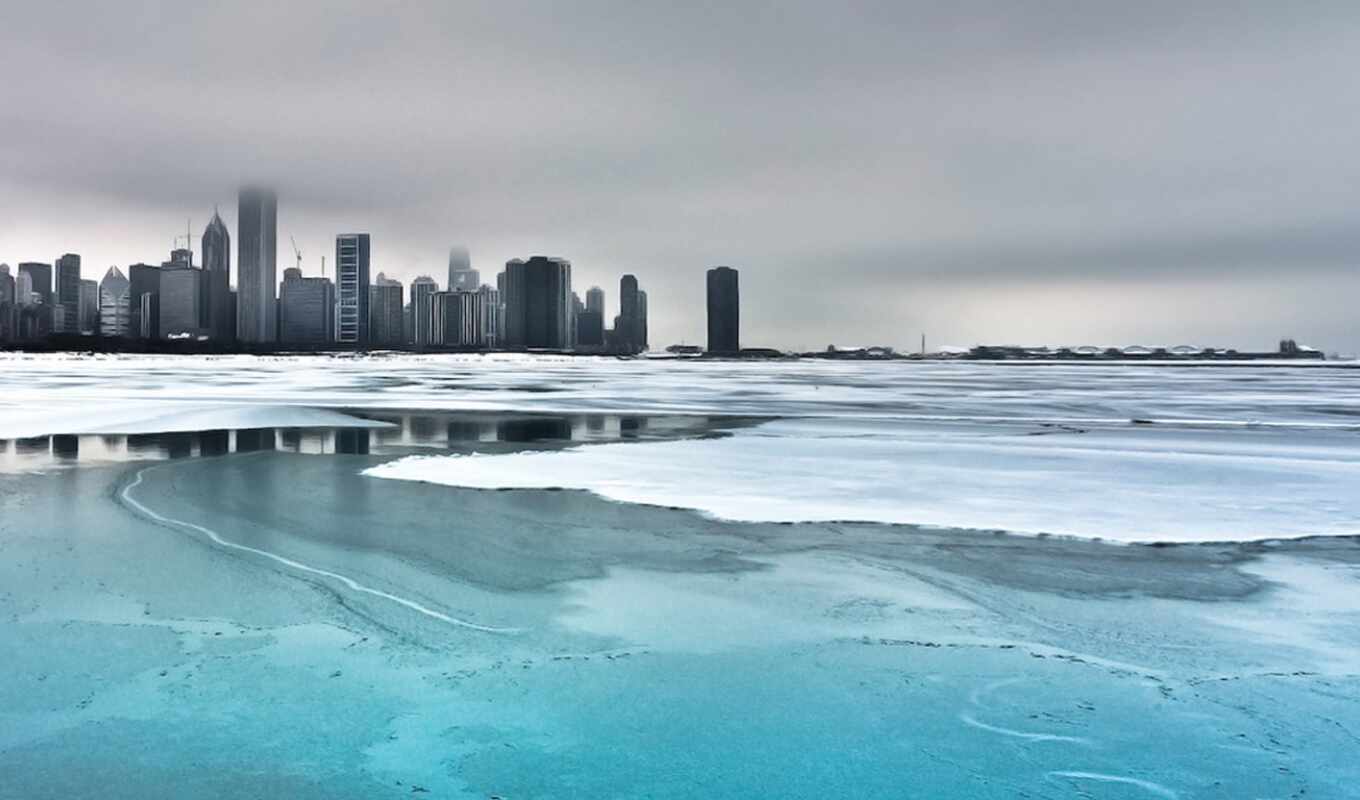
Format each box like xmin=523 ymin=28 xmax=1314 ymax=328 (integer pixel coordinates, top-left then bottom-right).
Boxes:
xmin=1048 ymin=771 xmax=1178 ymax=799
xmin=119 ymin=463 xmax=520 ymax=634
xmin=958 ymin=713 xmax=1090 ymax=744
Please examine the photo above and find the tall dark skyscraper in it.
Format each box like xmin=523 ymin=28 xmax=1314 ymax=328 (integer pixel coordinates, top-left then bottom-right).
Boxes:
xmin=335 ymin=233 xmax=371 ymax=345
xmin=431 ymin=290 xmax=483 ymax=346
xmin=369 ymin=272 xmax=404 ymax=348
xmin=618 ymin=274 xmax=644 ymax=354
xmin=237 ymin=186 xmax=278 ymax=344
xmin=279 ymin=267 xmax=334 ymax=345
xmin=501 ymin=256 xmax=571 ymax=349
xmin=18 ymin=263 xmax=52 ymax=306
xmin=127 ymin=263 xmax=161 ymax=340
xmin=201 ymin=210 xmax=232 ymax=343
xmin=706 ymin=266 xmax=740 ymax=353
xmin=54 ymin=254 xmax=81 ymax=334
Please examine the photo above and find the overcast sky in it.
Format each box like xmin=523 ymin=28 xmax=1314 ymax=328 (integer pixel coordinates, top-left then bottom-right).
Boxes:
xmin=2 ymin=2 xmax=1358 ymax=351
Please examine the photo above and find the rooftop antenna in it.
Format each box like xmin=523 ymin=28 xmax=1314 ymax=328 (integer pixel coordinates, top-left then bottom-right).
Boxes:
xmin=290 ymin=235 xmax=302 ymax=275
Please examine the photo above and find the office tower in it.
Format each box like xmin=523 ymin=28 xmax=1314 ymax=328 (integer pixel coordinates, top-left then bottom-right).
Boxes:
xmin=79 ymin=279 xmax=99 ymax=334
xmin=0 ymin=265 xmax=13 ymax=342
xmin=202 ymin=210 xmax=232 ymax=342
xmin=638 ymin=289 xmax=649 ymax=351
xmin=98 ymin=267 xmax=131 ymax=338
xmin=501 ymin=256 xmax=572 ymax=349
xmin=478 ymin=284 xmax=499 ymax=348
xmin=52 ymin=254 xmax=81 ymax=334
xmin=237 ymin=186 xmax=278 ymax=344
xmin=0 ymin=265 xmax=11 ymax=304
xmin=586 ymin=285 xmax=605 ymax=315
xmin=448 ymin=246 xmax=479 ymax=292
xmin=575 ymin=310 xmax=604 ymax=347
xmin=618 ymin=274 xmax=642 ymax=353
xmin=160 ymin=264 xmax=206 ymax=339
xmin=369 ymin=273 xmax=405 ymax=348
xmin=128 ymin=263 xmax=161 ymax=340
xmin=19 ymin=262 xmax=53 ymax=306
xmin=431 ymin=290 xmax=483 ymax=346
xmin=410 ymin=275 xmax=438 ymax=346
xmin=706 ymin=266 xmax=740 ymax=353
xmin=16 ymin=270 xmax=33 ymax=305
xmin=335 ymin=233 xmax=371 ymax=345
xmin=278 ymin=267 xmax=334 ymax=345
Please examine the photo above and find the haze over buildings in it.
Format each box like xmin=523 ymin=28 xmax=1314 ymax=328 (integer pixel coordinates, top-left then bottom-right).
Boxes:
xmin=2 ymin=5 xmax=1360 ymax=350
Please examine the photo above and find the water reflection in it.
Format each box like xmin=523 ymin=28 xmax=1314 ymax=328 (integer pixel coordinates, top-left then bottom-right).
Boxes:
xmin=0 ymin=411 xmax=723 ymax=472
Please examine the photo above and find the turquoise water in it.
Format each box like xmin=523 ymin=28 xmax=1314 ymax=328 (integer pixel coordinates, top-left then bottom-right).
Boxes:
xmin=2 ymin=429 xmax=1358 ymax=798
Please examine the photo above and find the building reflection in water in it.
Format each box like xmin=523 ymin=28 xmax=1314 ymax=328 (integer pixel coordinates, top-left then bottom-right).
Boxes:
xmin=336 ymin=429 xmax=370 ymax=455
xmin=52 ymin=434 xmax=79 ymax=460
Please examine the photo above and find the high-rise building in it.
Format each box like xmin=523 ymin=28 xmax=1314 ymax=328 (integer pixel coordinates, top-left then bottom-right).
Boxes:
xmin=19 ymin=263 xmax=52 ymax=307
xmin=335 ymin=233 xmax=371 ymax=346
xmin=54 ymin=254 xmax=81 ymax=334
xmin=575 ymin=310 xmax=604 ymax=347
xmin=448 ymin=246 xmax=479 ymax=292
xmin=369 ymin=273 xmax=405 ymax=348
xmin=16 ymin=270 xmax=33 ymax=305
xmin=618 ymin=274 xmax=643 ymax=353
xmin=431 ymin=290 xmax=483 ymax=347
xmin=139 ymin=292 xmax=159 ymax=339
xmin=409 ymin=275 xmax=438 ymax=347
xmin=98 ymin=267 xmax=131 ymax=338
xmin=586 ymin=285 xmax=605 ymax=315
xmin=79 ymin=279 xmax=99 ymax=334
xmin=638 ymin=289 xmax=649 ymax=352
xmin=160 ymin=264 xmax=206 ymax=339
xmin=501 ymin=256 xmax=572 ymax=349
xmin=706 ymin=266 xmax=740 ymax=353
xmin=279 ymin=267 xmax=334 ymax=345
xmin=128 ymin=263 xmax=161 ymax=340
xmin=478 ymin=284 xmax=499 ymax=348
xmin=237 ymin=186 xmax=278 ymax=344
xmin=0 ymin=265 xmax=14 ymax=343
xmin=202 ymin=210 xmax=233 ymax=343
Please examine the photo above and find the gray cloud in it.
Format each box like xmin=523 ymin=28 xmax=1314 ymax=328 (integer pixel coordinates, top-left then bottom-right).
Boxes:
xmin=2 ymin=1 xmax=1358 ymax=352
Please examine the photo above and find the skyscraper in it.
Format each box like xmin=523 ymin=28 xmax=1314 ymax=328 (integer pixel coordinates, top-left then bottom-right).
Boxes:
xmin=237 ymin=186 xmax=278 ymax=344
xmin=410 ymin=275 xmax=438 ymax=346
xmin=501 ymin=256 xmax=571 ymax=349
xmin=431 ymin=290 xmax=483 ymax=347
xmin=706 ymin=266 xmax=740 ymax=353
xmin=128 ymin=263 xmax=161 ymax=340
xmin=638 ymin=289 xmax=649 ymax=352
xmin=586 ymin=285 xmax=605 ymax=315
xmin=160 ymin=263 xmax=206 ymax=339
xmin=279 ymin=267 xmax=334 ymax=345
xmin=202 ymin=210 xmax=233 ymax=343
xmin=619 ymin=274 xmax=642 ymax=353
xmin=54 ymin=254 xmax=81 ymax=334
xmin=335 ymin=233 xmax=371 ymax=345
xmin=98 ymin=267 xmax=131 ymax=338
xmin=369 ymin=273 xmax=405 ymax=348
xmin=0 ymin=265 xmax=14 ymax=343
xmin=18 ymin=262 xmax=52 ymax=306
xmin=478 ymin=284 xmax=499 ymax=348
xmin=79 ymin=279 xmax=99 ymax=334
xmin=448 ymin=246 xmax=479 ymax=292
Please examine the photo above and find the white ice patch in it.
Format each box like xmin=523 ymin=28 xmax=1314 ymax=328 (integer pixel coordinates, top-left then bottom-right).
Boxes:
xmin=0 ymin=402 xmax=390 ymax=438
xmin=365 ymin=418 xmax=1360 ymax=542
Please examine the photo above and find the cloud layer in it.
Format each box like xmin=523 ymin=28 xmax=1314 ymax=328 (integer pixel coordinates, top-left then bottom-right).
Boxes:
xmin=2 ymin=2 xmax=1358 ymax=351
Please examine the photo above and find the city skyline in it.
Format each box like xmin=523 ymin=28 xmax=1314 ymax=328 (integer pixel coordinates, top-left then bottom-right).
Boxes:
xmin=4 ymin=5 xmax=1360 ymax=352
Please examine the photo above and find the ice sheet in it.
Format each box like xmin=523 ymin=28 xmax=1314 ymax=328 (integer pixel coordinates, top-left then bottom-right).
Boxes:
xmin=366 ymin=417 xmax=1360 ymax=542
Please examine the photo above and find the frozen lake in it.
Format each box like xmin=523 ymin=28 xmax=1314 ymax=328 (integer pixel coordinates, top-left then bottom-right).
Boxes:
xmin=1 ymin=354 xmax=1358 ymax=797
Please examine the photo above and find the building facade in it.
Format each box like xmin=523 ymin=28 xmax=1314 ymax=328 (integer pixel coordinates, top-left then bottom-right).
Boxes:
xmin=128 ymin=263 xmax=161 ymax=340
xmin=54 ymin=254 xmax=81 ymax=334
xmin=447 ymin=246 xmax=479 ymax=292
xmin=706 ymin=266 xmax=740 ymax=353
xmin=409 ymin=275 xmax=438 ymax=347
xmin=431 ymin=290 xmax=483 ymax=347
xmin=98 ymin=267 xmax=131 ymax=338
xmin=237 ymin=186 xmax=278 ymax=344
xmin=278 ymin=267 xmax=335 ymax=345
xmin=201 ymin=210 xmax=233 ymax=343
xmin=501 ymin=256 xmax=571 ymax=349
xmin=335 ymin=233 xmax=371 ymax=346
xmin=159 ymin=265 xmax=207 ymax=339
xmin=369 ymin=273 xmax=404 ymax=348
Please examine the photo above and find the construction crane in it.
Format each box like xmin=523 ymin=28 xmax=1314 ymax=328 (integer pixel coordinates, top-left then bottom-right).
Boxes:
xmin=290 ymin=235 xmax=302 ymax=274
